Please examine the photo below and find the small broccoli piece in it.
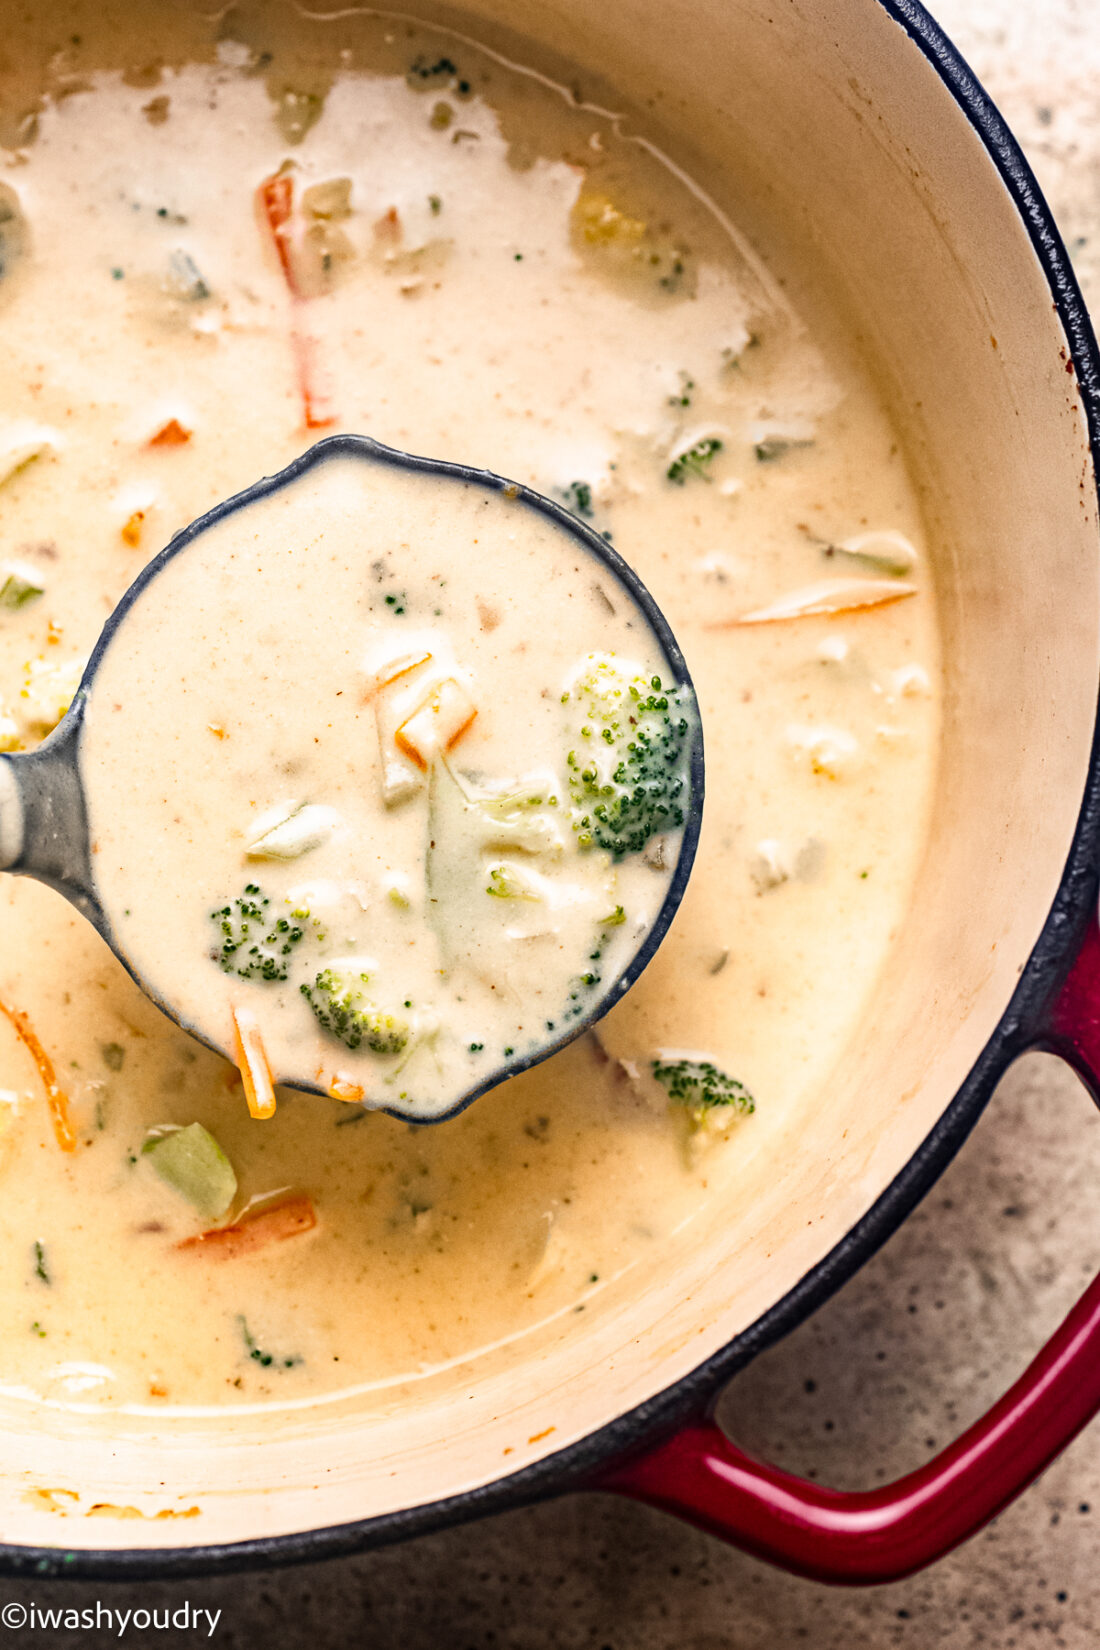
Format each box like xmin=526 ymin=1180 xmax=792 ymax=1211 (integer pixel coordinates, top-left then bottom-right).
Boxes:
xmin=486 ymin=862 xmax=543 ymax=900
xmin=210 ymin=884 xmax=305 ymax=982
xmin=652 ymin=1057 xmax=754 ymax=1129
xmin=666 ymin=437 xmax=722 ymax=485
xmin=300 ymin=968 xmax=409 ymax=1055
xmin=561 ymin=480 xmax=594 ymax=518
xmin=563 ymin=654 xmax=692 ymax=859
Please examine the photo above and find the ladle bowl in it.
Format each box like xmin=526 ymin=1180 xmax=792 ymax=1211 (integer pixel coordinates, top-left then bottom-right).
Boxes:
xmin=0 ymin=434 xmax=704 ymax=1122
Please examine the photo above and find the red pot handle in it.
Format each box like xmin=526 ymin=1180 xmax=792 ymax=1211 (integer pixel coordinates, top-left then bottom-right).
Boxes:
xmin=598 ymin=913 xmax=1100 ymax=1585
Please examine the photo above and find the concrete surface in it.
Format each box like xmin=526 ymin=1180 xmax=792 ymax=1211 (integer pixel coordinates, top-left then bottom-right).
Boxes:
xmin=13 ymin=0 xmax=1100 ymax=1642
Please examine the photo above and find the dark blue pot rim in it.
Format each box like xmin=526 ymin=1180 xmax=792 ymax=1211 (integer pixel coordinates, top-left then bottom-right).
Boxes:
xmin=8 ymin=0 xmax=1100 ymax=1580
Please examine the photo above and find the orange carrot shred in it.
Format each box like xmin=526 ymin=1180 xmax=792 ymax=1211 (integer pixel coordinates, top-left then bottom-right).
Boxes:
xmin=147 ymin=418 xmax=192 ymax=448
xmin=327 ymin=1073 xmax=365 ymax=1104
xmin=120 ymin=510 xmax=145 ymax=547
xmin=258 ymin=172 xmax=299 ymax=296
xmin=232 ymin=1005 xmax=276 ymax=1121
xmin=257 ymin=172 xmax=337 ymax=430
xmin=177 ymin=1193 xmax=317 ymax=1259
xmin=0 ymin=997 xmax=75 ymax=1152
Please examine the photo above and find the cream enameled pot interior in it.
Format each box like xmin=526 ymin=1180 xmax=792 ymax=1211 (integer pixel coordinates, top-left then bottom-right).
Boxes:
xmin=0 ymin=0 xmax=1095 ymax=1552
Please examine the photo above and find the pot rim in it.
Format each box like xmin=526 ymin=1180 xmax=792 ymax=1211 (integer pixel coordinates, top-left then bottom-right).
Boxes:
xmin=7 ymin=0 xmax=1100 ymax=1581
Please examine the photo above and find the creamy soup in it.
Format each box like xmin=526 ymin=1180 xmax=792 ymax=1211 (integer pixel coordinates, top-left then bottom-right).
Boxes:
xmin=80 ymin=448 xmax=696 ymax=1117
xmin=0 ymin=1 xmax=938 ymax=1410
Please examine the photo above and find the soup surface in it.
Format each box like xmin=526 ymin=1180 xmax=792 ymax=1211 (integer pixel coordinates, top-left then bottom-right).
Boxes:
xmin=0 ymin=1 xmax=938 ymax=1411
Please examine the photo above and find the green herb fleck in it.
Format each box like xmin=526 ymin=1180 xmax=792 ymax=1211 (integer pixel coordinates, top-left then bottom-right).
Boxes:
xmin=33 ymin=1241 xmax=49 ymax=1285
xmin=101 ymin=1042 xmax=125 ymax=1073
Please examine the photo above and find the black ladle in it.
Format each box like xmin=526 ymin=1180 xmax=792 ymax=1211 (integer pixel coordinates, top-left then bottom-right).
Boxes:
xmin=0 ymin=435 xmax=704 ymax=1122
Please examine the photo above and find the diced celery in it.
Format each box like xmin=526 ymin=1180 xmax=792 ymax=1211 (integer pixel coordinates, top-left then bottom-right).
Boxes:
xmin=0 ymin=564 xmax=44 ymax=609
xmin=142 ymin=1122 xmax=237 ymax=1221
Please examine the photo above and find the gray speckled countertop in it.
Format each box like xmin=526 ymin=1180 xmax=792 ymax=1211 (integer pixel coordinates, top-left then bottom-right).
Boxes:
xmin=15 ymin=1 xmax=1100 ymax=1643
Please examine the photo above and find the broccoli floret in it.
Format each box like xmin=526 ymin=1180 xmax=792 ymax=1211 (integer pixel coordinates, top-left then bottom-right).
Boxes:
xmin=563 ymin=654 xmax=692 ymax=859
xmin=666 ymin=437 xmax=722 ymax=485
xmin=300 ymin=968 xmax=409 ymax=1055
xmin=210 ymin=884 xmax=305 ymax=982
xmin=652 ymin=1057 xmax=754 ymax=1128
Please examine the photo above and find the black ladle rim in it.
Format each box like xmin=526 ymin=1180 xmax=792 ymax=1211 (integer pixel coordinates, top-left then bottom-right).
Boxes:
xmin=72 ymin=433 xmax=705 ymax=1124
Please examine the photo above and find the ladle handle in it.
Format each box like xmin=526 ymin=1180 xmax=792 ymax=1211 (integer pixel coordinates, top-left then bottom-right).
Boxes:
xmin=597 ymin=910 xmax=1100 ymax=1584
xmin=0 ymin=715 xmax=100 ymax=925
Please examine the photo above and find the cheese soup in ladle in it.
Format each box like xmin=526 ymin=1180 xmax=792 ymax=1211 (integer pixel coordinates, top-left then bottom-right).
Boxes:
xmin=0 ymin=436 xmax=702 ymax=1123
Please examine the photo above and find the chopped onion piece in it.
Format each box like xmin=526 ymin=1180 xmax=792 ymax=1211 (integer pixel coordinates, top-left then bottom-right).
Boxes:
xmin=246 ymin=803 xmax=339 ymax=861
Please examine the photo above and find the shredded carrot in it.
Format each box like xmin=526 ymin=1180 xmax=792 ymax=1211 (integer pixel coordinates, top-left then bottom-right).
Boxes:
xmin=708 ymin=578 xmax=917 ymax=628
xmin=373 ymin=205 xmax=402 ymax=244
xmin=231 ymin=1005 xmax=276 ymax=1121
xmin=177 ymin=1193 xmax=317 ymax=1259
xmin=120 ymin=509 xmax=145 ymax=546
xmin=257 ymin=172 xmax=337 ymax=430
xmin=258 ymin=172 xmax=300 ymax=297
xmin=327 ymin=1073 xmax=365 ymax=1104
xmin=294 ymin=332 xmax=336 ymax=431
xmin=147 ymin=418 xmax=192 ymax=448
xmin=0 ymin=997 xmax=75 ymax=1152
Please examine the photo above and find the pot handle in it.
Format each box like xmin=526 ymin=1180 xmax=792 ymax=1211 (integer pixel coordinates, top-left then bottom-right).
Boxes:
xmin=597 ymin=913 xmax=1100 ymax=1585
